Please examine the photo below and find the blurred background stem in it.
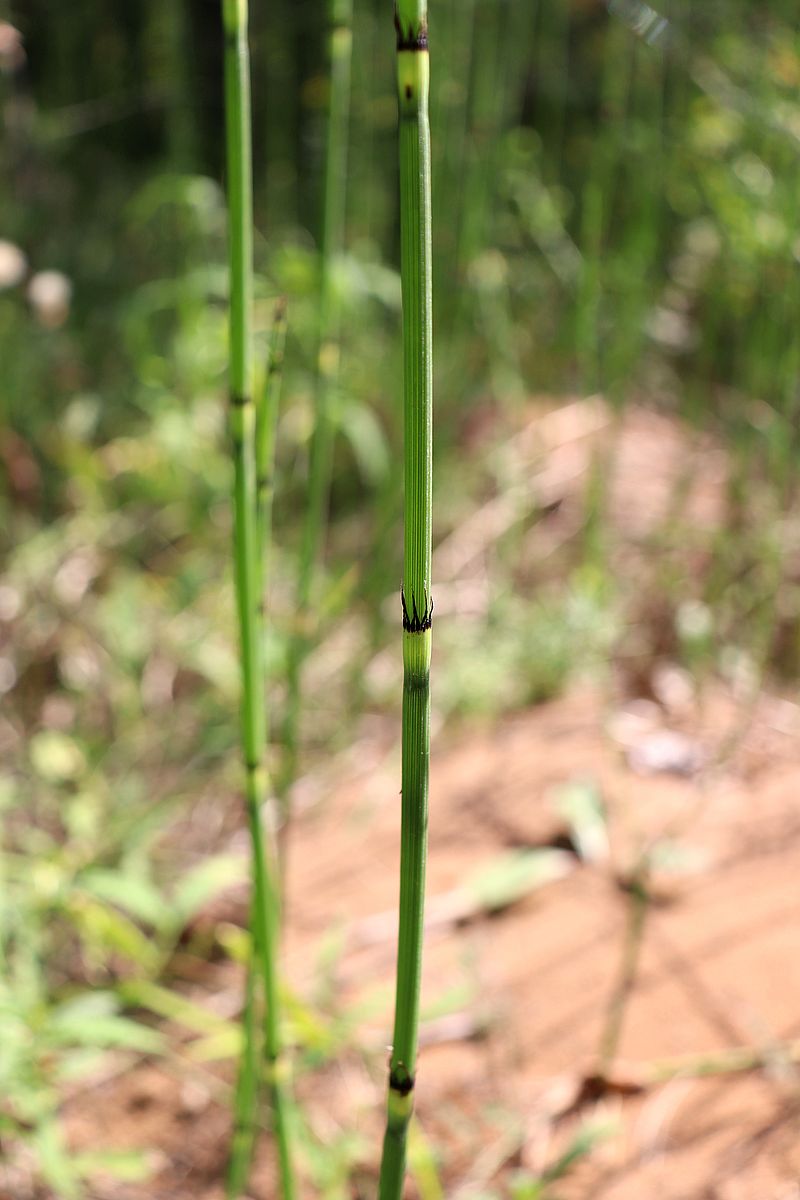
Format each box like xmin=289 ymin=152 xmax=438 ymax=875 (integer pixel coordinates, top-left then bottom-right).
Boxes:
xmin=280 ymin=0 xmax=353 ymax=816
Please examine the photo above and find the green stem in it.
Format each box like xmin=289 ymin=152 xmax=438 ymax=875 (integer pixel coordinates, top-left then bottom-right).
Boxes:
xmin=256 ymin=297 xmax=288 ymax=602
xmin=280 ymin=0 xmax=353 ymax=809
xmin=379 ymin=3 xmax=433 ymax=1196
xmin=576 ymin=17 xmax=634 ymax=394
xmin=221 ymin=2 xmax=295 ymax=1197
xmin=227 ymin=928 xmax=259 ymax=1199
xmin=228 ymin=299 xmax=288 ymax=1198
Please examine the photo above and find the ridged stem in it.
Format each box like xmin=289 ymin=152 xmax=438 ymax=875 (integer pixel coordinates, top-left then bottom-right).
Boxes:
xmin=378 ymin=4 xmax=433 ymax=1196
xmin=228 ymin=298 xmax=288 ymax=1197
xmin=280 ymin=0 xmax=353 ymax=808
xmin=221 ymin=2 xmax=295 ymax=1196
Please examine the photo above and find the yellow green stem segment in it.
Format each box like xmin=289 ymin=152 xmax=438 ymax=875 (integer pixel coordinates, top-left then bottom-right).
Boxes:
xmin=379 ymin=1 xmax=433 ymax=1195
xmin=221 ymin=1 xmax=295 ymax=1196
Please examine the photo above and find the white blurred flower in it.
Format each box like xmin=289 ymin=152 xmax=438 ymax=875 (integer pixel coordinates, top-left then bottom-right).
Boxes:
xmin=0 ymin=239 xmax=27 ymax=289
xmin=27 ymin=270 xmax=72 ymax=328
xmin=0 ymin=584 xmax=21 ymax=621
xmin=0 ymin=23 xmax=25 ymax=73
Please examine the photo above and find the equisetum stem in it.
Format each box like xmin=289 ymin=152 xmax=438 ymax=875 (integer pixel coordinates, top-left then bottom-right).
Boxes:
xmin=379 ymin=2 xmax=433 ymax=1195
xmin=280 ymin=0 xmax=352 ymax=811
xmin=221 ymin=2 xmax=295 ymax=1197
xmin=228 ymin=300 xmax=288 ymax=1197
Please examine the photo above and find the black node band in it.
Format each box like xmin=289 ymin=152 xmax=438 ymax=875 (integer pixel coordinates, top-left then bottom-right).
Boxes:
xmin=395 ymin=14 xmax=428 ymax=51
xmin=389 ymin=1064 xmax=415 ymax=1096
xmin=401 ymin=589 xmax=433 ymax=633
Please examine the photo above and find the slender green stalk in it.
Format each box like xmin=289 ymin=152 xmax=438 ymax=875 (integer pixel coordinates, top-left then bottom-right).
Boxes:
xmin=228 ymin=299 xmax=288 ymax=1198
xmin=379 ymin=2 xmax=433 ymax=1195
xmin=256 ymin=297 xmax=288 ymax=596
xmin=576 ymin=17 xmax=634 ymax=393
xmin=454 ymin=0 xmax=493 ymax=281
xmin=221 ymin=2 xmax=295 ymax=1196
xmin=227 ymin=935 xmax=259 ymax=1198
xmin=280 ymin=0 xmax=353 ymax=808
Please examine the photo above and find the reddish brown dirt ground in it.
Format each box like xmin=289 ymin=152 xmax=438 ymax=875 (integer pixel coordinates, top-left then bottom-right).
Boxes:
xmin=61 ymin=679 xmax=800 ymax=1200
xmin=40 ymin=405 xmax=800 ymax=1198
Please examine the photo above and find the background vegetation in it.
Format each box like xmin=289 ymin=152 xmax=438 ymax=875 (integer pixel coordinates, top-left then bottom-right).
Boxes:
xmin=2 ymin=0 xmax=800 ymax=1194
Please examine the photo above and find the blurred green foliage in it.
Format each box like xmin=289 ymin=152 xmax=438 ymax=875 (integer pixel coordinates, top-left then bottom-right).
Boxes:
xmin=3 ymin=0 xmax=800 ymax=1193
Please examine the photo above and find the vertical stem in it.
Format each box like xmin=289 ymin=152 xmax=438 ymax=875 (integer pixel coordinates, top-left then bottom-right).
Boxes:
xmin=227 ymin=938 xmax=259 ymax=1199
xmin=379 ymin=2 xmax=433 ymax=1196
xmin=256 ymin=298 xmax=289 ymax=598
xmin=221 ymin=2 xmax=295 ymax=1197
xmin=598 ymin=867 xmax=650 ymax=1076
xmin=228 ymin=298 xmax=288 ymax=1198
xmin=576 ymin=17 xmax=634 ymax=394
xmin=280 ymin=0 xmax=353 ymax=807
xmin=160 ymin=0 xmax=198 ymax=171
xmin=537 ymin=0 xmax=569 ymax=180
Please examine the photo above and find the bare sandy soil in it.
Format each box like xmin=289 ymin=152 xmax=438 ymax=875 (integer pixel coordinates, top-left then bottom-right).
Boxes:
xmin=58 ymin=405 xmax=800 ymax=1198
xmin=61 ymin=676 xmax=800 ymax=1200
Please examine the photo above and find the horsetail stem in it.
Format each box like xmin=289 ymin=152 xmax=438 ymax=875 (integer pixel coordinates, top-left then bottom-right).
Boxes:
xmin=221 ymin=2 xmax=295 ymax=1196
xmin=379 ymin=1 xmax=433 ymax=1194
xmin=228 ymin=299 xmax=288 ymax=1198
xmin=280 ymin=0 xmax=353 ymax=808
